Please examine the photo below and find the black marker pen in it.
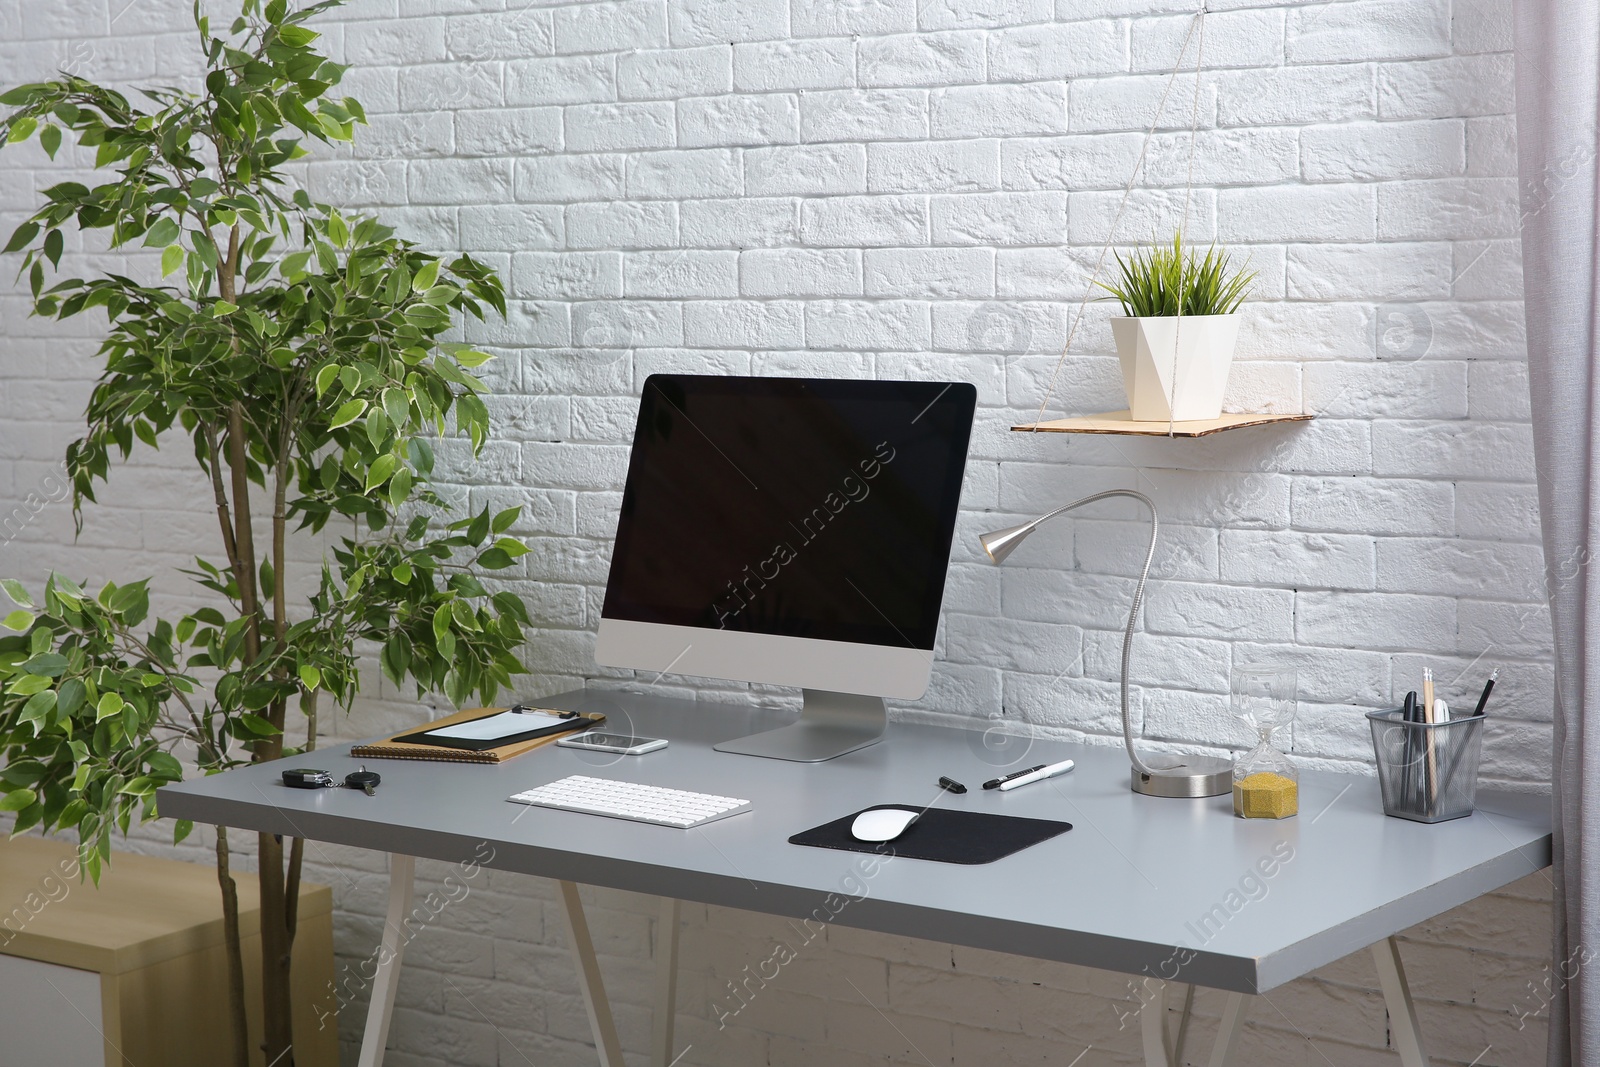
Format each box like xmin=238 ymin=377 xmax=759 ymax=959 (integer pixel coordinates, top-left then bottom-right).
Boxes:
xmin=983 ymin=764 xmax=1045 ymax=790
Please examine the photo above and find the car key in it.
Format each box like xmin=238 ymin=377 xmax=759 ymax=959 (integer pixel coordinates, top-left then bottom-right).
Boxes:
xmin=345 ymin=767 xmax=381 ymax=796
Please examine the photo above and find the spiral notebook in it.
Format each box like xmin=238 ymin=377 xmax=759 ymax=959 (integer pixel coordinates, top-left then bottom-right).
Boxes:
xmin=350 ymin=706 xmax=605 ymax=765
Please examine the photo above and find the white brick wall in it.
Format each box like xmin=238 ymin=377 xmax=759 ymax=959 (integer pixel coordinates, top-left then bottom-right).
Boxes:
xmin=0 ymin=0 xmax=1554 ymax=1065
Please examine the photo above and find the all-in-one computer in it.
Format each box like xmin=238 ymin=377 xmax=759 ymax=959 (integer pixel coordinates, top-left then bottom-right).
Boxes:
xmin=596 ymin=375 xmax=977 ymax=761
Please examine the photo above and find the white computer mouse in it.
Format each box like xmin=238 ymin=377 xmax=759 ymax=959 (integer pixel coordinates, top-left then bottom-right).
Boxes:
xmin=850 ymin=807 xmax=920 ymax=843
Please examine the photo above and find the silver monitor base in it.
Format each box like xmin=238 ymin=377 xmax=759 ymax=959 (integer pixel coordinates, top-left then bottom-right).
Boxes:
xmin=1131 ymin=753 xmax=1234 ymax=797
xmin=714 ymin=689 xmax=886 ymax=762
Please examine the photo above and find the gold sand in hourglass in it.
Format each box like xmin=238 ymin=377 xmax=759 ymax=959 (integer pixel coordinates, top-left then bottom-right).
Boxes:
xmin=1233 ymin=772 xmax=1298 ymax=819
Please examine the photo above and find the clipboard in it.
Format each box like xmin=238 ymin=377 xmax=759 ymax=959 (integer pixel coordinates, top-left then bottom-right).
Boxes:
xmin=394 ymin=706 xmax=593 ymax=752
xmin=350 ymin=706 xmax=606 ymax=765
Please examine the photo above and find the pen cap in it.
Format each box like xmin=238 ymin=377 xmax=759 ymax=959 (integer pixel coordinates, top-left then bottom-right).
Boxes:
xmin=1366 ymin=708 xmax=1485 ymax=823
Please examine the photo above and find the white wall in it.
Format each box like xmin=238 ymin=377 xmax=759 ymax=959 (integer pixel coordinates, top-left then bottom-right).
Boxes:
xmin=0 ymin=0 xmax=1555 ymax=1064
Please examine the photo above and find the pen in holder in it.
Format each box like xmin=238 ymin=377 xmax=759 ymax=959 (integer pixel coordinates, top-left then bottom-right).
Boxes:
xmin=1366 ymin=708 xmax=1486 ymax=823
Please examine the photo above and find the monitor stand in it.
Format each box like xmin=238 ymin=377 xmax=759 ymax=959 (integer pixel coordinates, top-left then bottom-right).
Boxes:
xmin=714 ymin=689 xmax=886 ymax=762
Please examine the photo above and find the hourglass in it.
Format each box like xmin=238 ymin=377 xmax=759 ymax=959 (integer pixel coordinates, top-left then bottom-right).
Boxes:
xmin=1231 ymin=665 xmax=1298 ymax=819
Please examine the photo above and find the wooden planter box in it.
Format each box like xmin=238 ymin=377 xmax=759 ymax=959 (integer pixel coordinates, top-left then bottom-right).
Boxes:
xmin=0 ymin=835 xmax=336 ymax=1067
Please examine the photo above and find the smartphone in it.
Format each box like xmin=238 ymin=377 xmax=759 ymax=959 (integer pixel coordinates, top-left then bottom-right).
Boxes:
xmin=557 ymin=731 xmax=669 ymax=755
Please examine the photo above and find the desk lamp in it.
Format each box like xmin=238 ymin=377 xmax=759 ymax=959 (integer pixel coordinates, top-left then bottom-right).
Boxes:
xmin=979 ymin=490 xmax=1232 ymax=798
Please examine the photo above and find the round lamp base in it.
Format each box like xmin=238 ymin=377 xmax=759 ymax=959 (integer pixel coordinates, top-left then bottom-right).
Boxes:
xmin=1130 ymin=753 xmax=1233 ymax=798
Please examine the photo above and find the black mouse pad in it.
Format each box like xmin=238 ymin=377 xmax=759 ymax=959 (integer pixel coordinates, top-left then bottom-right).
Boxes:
xmin=789 ymin=805 xmax=1072 ymax=865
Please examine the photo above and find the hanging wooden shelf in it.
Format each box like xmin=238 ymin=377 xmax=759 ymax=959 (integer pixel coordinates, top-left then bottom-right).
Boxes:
xmin=1011 ymin=410 xmax=1314 ymax=438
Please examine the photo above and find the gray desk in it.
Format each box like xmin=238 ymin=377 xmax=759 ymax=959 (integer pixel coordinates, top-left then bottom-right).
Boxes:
xmin=158 ymin=690 xmax=1551 ymax=1067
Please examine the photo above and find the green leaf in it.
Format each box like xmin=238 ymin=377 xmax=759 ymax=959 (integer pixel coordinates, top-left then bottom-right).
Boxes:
xmin=142 ymin=217 xmax=179 ymax=248
xmin=412 ymin=259 xmax=441 ymax=291
xmin=0 ymin=84 xmax=45 ymax=106
xmin=477 ymin=548 xmax=514 ymax=570
xmin=239 ymin=713 xmax=281 ymax=737
xmin=454 ymin=348 xmax=492 ymax=369
xmin=6 ymin=116 xmax=37 ymax=144
xmin=315 ymin=363 xmax=340 ymax=398
xmin=192 ymin=232 xmax=219 ymax=269
xmin=39 ymin=123 xmax=60 ymax=159
xmin=381 ymin=635 xmax=410 ymax=685
xmin=0 ymin=789 xmax=35 ymax=812
xmin=298 ymin=664 xmax=321 ymax=691
xmin=328 ymin=398 xmax=367 ymax=429
xmin=8 ymin=673 xmax=50 ymax=696
xmin=365 ymin=407 xmax=389 ymax=448
xmin=57 ymin=677 xmax=86 ymax=717
xmin=6 ymin=608 xmax=39 ymax=632
xmin=109 ymin=582 xmax=149 ymax=625
xmin=3 ymin=221 xmax=38 ymax=254
xmin=387 ymin=467 xmax=413 ymax=508
xmin=22 ymin=652 xmax=67 ymax=677
xmin=42 ymin=228 xmax=62 ymax=268
xmin=161 ymin=244 xmax=184 ymax=277
xmin=277 ymin=24 xmax=318 ymax=47
xmin=280 ymin=94 xmax=317 ymax=134
xmin=491 ymin=507 xmax=522 ymax=535
xmin=492 ymin=537 xmax=530 ymax=559
xmin=19 ymin=689 xmax=56 ymax=728
xmin=174 ymin=819 xmax=194 ymax=845
xmin=212 ymin=300 xmax=239 ymax=317
xmin=1 ymin=579 xmax=33 ymax=608
xmin=384 ymin=262 xmax=411 ymax=304
xmin=364 ymin=454 xmax=397 ymax=493
xmin=96 ymin=692 xmax=124 ymax=722
xmin=279 ymin=250 xmax=311 ymax=278
xmin=383 ymin=387 xmax=409 ymax=427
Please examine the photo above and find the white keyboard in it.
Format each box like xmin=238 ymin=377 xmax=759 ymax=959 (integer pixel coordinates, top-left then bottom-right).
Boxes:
xmin=509 ymin=775 xmax=752 ymax=828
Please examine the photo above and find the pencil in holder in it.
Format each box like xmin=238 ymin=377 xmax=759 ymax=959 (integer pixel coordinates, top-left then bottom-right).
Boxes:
xmin=1366 ymin=709 xmax=1485 ymax=823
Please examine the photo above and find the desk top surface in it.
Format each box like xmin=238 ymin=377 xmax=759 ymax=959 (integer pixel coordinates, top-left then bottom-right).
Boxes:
xmin=157 ymin=689 xmax=1551 ymax=993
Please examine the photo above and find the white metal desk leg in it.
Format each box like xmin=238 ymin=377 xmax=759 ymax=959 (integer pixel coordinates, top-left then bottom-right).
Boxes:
xmin=652 ymin=897 xmax=681 ymax=1067
xmin=1141 ymin=979 xmax=1173 ymax=1067
xmin=357 ymin=853 xmax=416 ymax=1067
xmin=559 ymin=881 xmax=626 ymax=1067
xmin=1206 ymin=992 xmax=1250 ymax=1067
xmin=1372 ymin=937 xmax=1432 ymax=1067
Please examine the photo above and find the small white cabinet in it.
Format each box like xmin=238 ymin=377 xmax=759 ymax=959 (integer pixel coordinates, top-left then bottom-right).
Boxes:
xmin=0 ymin=953 xmax=104 ymax=1066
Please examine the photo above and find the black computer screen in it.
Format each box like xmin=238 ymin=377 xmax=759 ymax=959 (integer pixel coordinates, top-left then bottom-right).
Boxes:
xmin=602 ymin=376 xmax=977 ymax=650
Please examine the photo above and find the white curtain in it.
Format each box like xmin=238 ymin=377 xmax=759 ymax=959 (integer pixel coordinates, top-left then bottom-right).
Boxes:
xmin=1513 ymin=3 xmax=1600 ymax=1064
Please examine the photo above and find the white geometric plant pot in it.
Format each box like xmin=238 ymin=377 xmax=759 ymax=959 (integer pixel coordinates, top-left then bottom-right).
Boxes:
xmin=1110 ymin=314 xmax=1242 ymax=422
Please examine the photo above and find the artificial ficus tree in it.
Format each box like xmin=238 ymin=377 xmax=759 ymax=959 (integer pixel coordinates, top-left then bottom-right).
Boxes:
xmin=0 ymin=2 xmax=536 ymax=1063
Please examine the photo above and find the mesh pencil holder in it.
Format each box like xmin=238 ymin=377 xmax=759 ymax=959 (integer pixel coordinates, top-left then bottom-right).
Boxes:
xmin=1366 ymin=709 xmax=1485 ymax=823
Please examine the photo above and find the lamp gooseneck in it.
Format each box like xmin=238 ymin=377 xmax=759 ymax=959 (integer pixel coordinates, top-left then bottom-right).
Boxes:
xmin=978 ymin=489 xmax=1162 ymax=779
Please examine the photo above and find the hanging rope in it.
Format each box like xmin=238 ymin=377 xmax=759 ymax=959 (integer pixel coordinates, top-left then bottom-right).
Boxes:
xmin=1030 ymin=1 xmax=1211 ymax=431
xmin=1168 ymin=5 xmax=1208 ymax=436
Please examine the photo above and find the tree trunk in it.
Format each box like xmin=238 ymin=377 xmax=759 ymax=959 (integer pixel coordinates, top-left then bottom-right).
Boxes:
xmin=216 ymin=827 xmax=250 ymax=1067
xmin=258 ymin=831 xmax=294 ymax=1066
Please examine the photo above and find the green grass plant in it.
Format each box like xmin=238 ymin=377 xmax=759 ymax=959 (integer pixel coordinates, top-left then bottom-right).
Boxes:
xmin=1098 ymin=234 xmax=1255 ymax=317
